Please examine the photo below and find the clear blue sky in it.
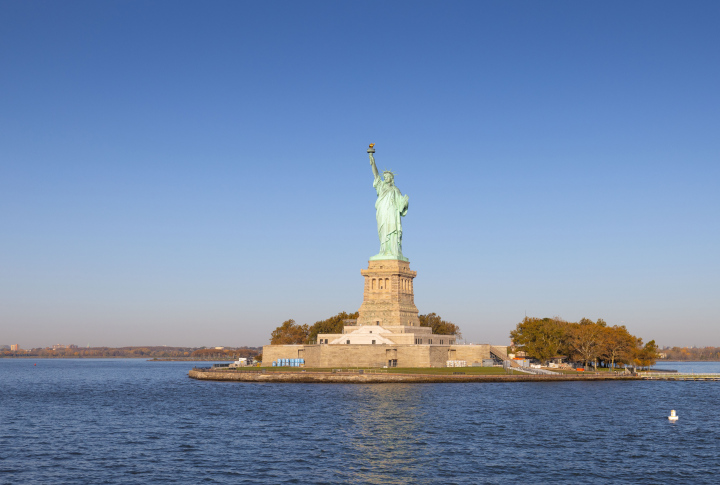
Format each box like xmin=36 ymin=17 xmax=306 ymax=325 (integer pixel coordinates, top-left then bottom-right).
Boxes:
xmin=1 ymin=1 xmax=718 ymax=348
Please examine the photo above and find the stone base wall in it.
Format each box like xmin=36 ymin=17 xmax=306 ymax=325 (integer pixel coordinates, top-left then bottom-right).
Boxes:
xmin=262 ymin=343 xmax=492 ymax=368
xmin=450 ymin=345 xmax=493 ymax=363
xmin=190 ymin=369 xmax=640 ymax=383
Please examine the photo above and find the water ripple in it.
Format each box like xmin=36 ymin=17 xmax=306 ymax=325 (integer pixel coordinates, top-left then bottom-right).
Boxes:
xmin=1 ymin=359 xmax=719 ymax=484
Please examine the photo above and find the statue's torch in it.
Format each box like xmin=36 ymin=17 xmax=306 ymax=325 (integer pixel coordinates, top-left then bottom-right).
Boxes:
xmin=367 ymin=143 xmax=375 ymax=154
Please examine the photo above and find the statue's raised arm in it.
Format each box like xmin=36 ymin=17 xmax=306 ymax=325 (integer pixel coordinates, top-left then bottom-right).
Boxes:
xmin=368 ymin=145 xmax=380 ymax=181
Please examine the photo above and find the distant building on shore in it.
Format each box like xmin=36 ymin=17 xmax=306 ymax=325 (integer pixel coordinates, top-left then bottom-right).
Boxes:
xmin=51 ymin=344 xmax=78 ymax=351
xmin=10 ymin=344 xmax=20 ymax=351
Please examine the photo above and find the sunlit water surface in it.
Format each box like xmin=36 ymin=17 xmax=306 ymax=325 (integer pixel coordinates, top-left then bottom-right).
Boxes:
xmin=1 ymin=359 xmax=719 ymax=484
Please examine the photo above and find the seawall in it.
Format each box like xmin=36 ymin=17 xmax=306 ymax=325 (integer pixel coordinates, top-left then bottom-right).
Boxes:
xmin=188 ymin=369 xmax=640 ymax=384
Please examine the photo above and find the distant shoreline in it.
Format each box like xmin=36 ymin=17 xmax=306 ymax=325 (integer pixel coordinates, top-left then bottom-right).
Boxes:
xmin=0 ymin=356 xmax=237 ymax=361
xmin=148 ymin=358 xmax=237 ymax=362
xmin=0 ymin=356 xmax=147 ymax=359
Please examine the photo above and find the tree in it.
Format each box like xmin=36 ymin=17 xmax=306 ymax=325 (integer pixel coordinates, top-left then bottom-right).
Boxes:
xmin=508 ymin=315 xmax=657 ymax=370
xmin=662 ymin=346 xmax=720 ymax=361
xmin=601 ymin=325 xmax=636 ymax=370
xmin=509 ymin=317 xmax=567 ymax=365
xmin=568 ymin=319 xmax=604 ymax=369
xmin=418 ymin=313 xmax=462 ymax=338
xmin=306 ymin=311 xmax=359 ymax=344
xmin=636 ymin=339 xmax=659 ymax=369
xmin=270 ymin=319 xmax=309 ymax=345
xmin=191 ymin=348 xmax=238 ymax=359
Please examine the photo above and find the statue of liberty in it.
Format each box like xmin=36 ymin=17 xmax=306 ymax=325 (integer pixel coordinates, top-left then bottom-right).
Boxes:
xmin=367 ymin=144 xmax=409 ymax=261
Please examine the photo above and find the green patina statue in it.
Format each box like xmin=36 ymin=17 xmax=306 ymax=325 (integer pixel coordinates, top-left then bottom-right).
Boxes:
xmin=367 ymin=145 xmax=409 ymax=261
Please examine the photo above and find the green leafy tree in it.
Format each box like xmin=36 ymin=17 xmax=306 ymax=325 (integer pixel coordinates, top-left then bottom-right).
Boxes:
xmin=270 ymin=319 xmax=310 ymax=345
xmin=418 ymin=313 xmax=462 ymax=338
xmin=636 ymin=339 xmax=659 ymax=369
xmin=509 ymin=317 xmax=567 ymax=365
xmin=306 ymin=311 xmax=359 ymax=344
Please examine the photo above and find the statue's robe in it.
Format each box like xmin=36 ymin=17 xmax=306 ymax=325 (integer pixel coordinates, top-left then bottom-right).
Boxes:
xmin=373 ymin=176 xmax=409 ymax=258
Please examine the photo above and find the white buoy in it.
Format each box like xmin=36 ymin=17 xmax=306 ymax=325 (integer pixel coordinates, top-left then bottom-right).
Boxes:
xmin=668 ymin=410 xmax=678 ymax=421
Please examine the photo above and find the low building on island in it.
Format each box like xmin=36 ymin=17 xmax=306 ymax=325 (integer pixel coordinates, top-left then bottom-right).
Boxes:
xmin=263 ymin=319 xmax=501 ymax=368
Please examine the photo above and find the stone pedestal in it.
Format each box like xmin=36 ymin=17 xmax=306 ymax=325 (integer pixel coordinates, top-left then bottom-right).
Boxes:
xmin=357 ymin=259 xmax=420 ymax=327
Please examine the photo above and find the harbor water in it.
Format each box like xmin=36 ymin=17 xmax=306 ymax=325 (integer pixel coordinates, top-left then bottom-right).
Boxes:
xmin=1 ymin=359 xmax=719 ymax=484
